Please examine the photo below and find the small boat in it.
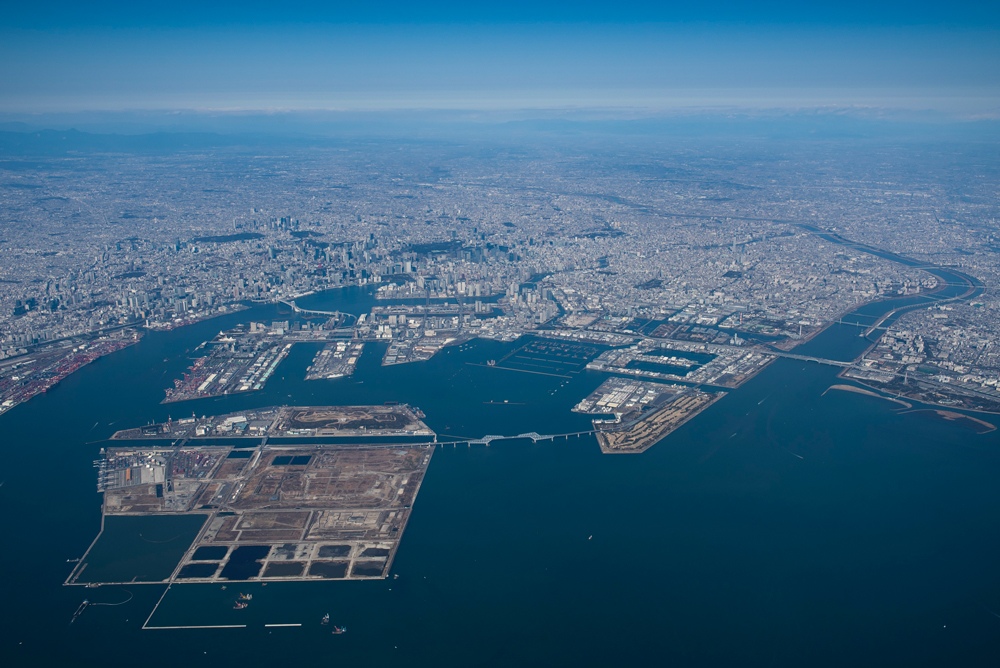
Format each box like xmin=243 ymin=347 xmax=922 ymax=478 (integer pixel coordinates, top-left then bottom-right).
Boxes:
xmin=332 ymin=625 xmax=346 ymax=635
xmin=321 ymin=613 xmax=330 ymax=625
xmin=233 ymin=602 xmax=248 ymax=610
xmin=69 ymin=600 xmax=89 ymax=625
xmin=238 ymin=593 xmax=252 ymax=601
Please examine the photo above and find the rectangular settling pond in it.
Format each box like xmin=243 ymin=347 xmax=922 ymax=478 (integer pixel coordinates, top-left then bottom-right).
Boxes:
xmin=68 ymin=514 xmax=207 ymax=584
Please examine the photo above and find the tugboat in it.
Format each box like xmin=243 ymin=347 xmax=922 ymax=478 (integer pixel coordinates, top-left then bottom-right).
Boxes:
xmin=331 ymin=625 xmax=346 ymax=635
xmin=321 ymin=613 xmax=330 ymax=626
xmin=233 ymin=602 xmax=248 ymax=610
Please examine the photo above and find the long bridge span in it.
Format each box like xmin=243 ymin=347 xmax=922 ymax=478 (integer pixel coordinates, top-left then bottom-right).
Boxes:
xmin=765 ymin=351 xmax=853 ymax=367
xmin=441 ymin=430 xmax=598 ymax=447
xmin=279 ymin=300 xmax=357 ymax=324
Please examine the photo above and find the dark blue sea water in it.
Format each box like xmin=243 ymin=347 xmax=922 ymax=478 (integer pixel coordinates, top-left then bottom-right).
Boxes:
xmin=2 ymin=285 xmax=999 ymax=666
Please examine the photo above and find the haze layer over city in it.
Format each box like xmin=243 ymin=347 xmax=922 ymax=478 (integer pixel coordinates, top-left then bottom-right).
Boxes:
xmin=2 ymin=2 xmax=1000 ymax=667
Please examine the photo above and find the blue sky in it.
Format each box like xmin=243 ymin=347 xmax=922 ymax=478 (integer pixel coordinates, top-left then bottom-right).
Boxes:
xmin=1 ymin=2 xmax=998 ymax=117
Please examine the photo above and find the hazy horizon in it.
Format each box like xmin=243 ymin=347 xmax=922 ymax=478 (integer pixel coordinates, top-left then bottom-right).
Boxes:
xmin=2 ymin=2 xmax=999 ymax=120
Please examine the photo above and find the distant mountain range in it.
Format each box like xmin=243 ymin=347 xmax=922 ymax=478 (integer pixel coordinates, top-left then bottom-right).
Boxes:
xmin=1 ymin=112 xmax=998 ymax=156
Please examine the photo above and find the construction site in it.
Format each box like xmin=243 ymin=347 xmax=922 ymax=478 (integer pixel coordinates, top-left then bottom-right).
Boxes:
xmin=69 ymin=407 xmax=435 ymax=586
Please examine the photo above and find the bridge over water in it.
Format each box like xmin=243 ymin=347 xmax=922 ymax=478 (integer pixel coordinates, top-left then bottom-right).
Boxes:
xmin=445 ymin=430 xmax=598 ymax=446
xmin=279 ymin=300 xmax=357 ymax=325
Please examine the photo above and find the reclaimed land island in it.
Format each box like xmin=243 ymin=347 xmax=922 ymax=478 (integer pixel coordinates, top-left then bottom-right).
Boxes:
xmin=67 ymin=405 xmax=434 ymax=587
xmin=114 ymin=404 xmax=432 ymax=439
xmin=574 ymin=377 xmax=726 ymax=453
